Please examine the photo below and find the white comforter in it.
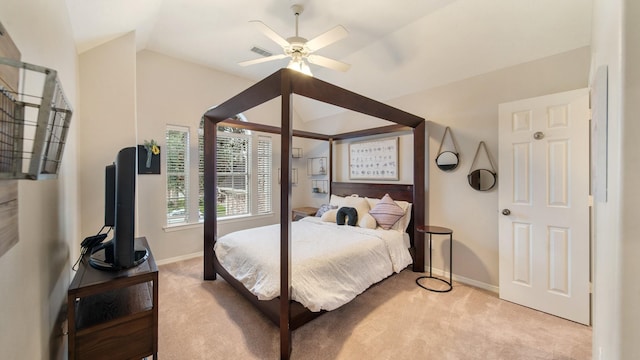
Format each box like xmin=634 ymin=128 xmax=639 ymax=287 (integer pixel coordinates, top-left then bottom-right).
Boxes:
xmin=214 ymin=216 xmax=412 ymax=312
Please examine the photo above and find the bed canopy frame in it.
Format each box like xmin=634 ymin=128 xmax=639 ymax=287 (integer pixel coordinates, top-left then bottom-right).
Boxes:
xmin=202 ymin=68 xmax=425 ymax=359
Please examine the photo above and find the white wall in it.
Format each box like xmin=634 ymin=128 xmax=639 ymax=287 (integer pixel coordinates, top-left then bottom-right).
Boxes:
xmin=289 ymin=137 xmax=330 ymax=209
xmin=302 ymin=46 xmax=590 ymax=287
xmin=78 ymin=32 xmax=137 ymax=239
xmin=0 ymin=0 xmax=79 ymax=359
xmin=135 ymin=50 xmax=283 ymax=261
xmin=590 ymin=0 xmax=640 ymax=358
xmin=4 ymin=1 xmax=638 ymax=359
xmin=619 ymin=2 xmax=640 ymax=357
xmin=407 ymin=47 xmax=590 ymax=287
xmin=79 ymin=46 xmax=288 ymax=264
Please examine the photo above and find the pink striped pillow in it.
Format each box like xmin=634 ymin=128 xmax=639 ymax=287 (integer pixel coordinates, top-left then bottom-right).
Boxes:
xmin=369 ymin=193 xmax=405 ymax=230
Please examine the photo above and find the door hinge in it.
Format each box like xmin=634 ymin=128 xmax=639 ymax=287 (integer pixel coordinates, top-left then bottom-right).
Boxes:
xmin=588 ymin=195 xmax=594 ymax=207
xmin=589 ymin=282 xmax=593 ymax=293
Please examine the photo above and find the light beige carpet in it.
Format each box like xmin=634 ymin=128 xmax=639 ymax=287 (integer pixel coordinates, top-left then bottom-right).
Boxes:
xmin=158 ymin=257 xmax=591 ymax=359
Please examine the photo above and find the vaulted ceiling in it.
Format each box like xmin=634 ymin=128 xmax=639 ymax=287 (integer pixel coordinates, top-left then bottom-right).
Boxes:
xmin=64 ymin=0 xmax=592 ymax=121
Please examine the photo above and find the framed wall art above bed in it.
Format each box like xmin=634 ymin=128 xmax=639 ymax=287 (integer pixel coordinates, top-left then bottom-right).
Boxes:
xmin=349 ymin=137 xmax=399 ymax=180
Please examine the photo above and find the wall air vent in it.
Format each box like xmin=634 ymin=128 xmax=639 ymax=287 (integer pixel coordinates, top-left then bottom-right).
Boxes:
xmin=250 ymin=46 xmax=273 ymax=57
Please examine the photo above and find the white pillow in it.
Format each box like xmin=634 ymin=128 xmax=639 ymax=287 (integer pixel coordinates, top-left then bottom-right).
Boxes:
xmin=320 ymin=209 xmax=338 ymax=222
xmin=339 ymin=196 xmax=371 ymax=228
xmin=369 ymin=194 xmax=405 ymax=230
xmin=359 ymin=213 xmax=377 ymax=229
xmin=331 ymin=193 xmax=409 ymax=229
xmin=329 ymin=194 xmax=345 ymax=207
xmin=397 ymin=203 xmax=412 ymax=232
xmin=366 ymin=196 xmax=412 ymax=232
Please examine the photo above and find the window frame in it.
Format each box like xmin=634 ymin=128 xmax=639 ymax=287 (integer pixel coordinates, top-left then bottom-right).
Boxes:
xmin=205 ymin=125 xmax=274 ymax=220
xmin=164 ymin=116 xmax=274 ymax=227
xmin=165 ymin=125 xmax=190 ymax=225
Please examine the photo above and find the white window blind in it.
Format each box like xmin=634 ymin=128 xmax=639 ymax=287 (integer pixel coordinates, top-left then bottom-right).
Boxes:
xmin=198 ymin=130 xmax=204 ymax=221
xmin=216 ymin=133 xmax=250 ymax=217
xmin=166 ymin=126 xmax=189 ymax=224
xmin=256 ymin=135 xmax=272 ymax=214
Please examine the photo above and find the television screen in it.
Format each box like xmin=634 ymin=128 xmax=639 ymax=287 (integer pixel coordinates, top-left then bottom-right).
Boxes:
xmin=89 ymin=147 xmax=148 ymax=271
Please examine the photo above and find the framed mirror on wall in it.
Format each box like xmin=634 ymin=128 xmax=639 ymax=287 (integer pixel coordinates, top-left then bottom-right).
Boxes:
xmin=468 ymin=141 xmax=497 ymax=191
xmin=435 ymin=126 xmax=459 ymax=171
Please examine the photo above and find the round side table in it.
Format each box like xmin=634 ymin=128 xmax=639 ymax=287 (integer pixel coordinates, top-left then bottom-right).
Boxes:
xmin=415 ymin=225 xmax=453 ymax=292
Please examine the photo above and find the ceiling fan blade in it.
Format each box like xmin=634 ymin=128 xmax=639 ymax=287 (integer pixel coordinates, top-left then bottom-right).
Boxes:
xmin=238 ymin=54 xmax=287 ymax=67
xmin=307 ymin=54 xmax=351 ymax=72
xmin=249 ymin=20 xmax=290 ymax=48
xmin=305 ymin=25 xmax=348 ymax=52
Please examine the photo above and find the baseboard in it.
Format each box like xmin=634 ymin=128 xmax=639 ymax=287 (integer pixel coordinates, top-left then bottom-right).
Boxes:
xmin=155 ymin=251 xmax=203 ymax=266
xmin=51 ymin=300 xmax=67 ymax=360
xmin=425 ymin=266 xmax=499 ymax=294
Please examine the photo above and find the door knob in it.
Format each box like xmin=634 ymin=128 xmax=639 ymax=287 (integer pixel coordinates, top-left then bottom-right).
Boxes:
xmin=502 ymin=209 xmax=511 ymax=216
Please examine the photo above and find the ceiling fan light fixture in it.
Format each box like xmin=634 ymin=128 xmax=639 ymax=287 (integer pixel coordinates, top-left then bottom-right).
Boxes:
xmin=240 ymin=4 xmax=349 ymax=74
xmin=287 ymin=58 xmax=313 ymax=77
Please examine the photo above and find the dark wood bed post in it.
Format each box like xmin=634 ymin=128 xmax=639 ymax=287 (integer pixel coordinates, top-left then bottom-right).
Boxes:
xmin=201 ymin=69 xmax=426 ymax=359
xmin=203 ymin=118 xmax=217 ymax=280
xmin=280 ymin=73 xmax=293 ymax=360
xmin=413 ymin=121 xmax=426 ymax=272
xmin=328 ymin=138 xmax=333 ymax=194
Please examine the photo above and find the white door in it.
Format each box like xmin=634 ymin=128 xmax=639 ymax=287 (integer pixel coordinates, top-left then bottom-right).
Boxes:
xmin=498 ymin=89 xmax=590 ymax=325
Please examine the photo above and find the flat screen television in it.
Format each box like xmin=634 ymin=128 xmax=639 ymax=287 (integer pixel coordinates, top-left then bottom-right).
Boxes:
xmin=89 ymin=146 xmax=148 ymax=271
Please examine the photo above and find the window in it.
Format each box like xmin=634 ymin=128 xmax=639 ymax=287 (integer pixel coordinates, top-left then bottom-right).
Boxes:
xmin=165 ymin=116 xmax=273 ymax=226
xmin=256 ymin=135 xmax=272 ymax=214
xmin=201 ymin=121 xmax=273 ymax=219
xmin=198 ymin=127 xmax=204 ymax=221
xmin=166 ymin=126 xmax=189 ymax=224
xmin=215 ymin=133 xmax=250 ymax=217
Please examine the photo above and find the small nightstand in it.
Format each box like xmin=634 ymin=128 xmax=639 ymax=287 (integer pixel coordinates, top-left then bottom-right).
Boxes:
xmin=292 ymin=207 xmax=318 ymax=221
xmin=415 ymin=225 xmax=453 ymax=292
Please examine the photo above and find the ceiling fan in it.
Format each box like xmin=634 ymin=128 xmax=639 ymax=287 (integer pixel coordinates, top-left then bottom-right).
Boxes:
xmin=239 ymin=4 xmax=350 ymax=76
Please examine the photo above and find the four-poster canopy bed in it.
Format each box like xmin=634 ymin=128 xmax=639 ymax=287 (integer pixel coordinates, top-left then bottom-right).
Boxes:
xmin=202 ymin=68 xmax=425 ymax=359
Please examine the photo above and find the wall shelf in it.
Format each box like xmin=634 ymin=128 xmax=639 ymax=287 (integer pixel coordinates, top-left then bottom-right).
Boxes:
xmin=307 ymin=157 xmax=327 ymax=176
xmin=312 ymin=180 xmax=328 ymax=194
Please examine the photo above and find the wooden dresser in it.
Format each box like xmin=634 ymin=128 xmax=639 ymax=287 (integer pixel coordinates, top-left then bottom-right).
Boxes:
xmin=67 ymin=237 xmax=158 ymax=360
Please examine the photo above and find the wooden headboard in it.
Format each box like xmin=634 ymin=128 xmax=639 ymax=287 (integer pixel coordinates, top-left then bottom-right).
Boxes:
xmin=331 ymin=182 xmax=414 ymax=203
xmin=331 ymin=182 xmax=416 ymax=248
